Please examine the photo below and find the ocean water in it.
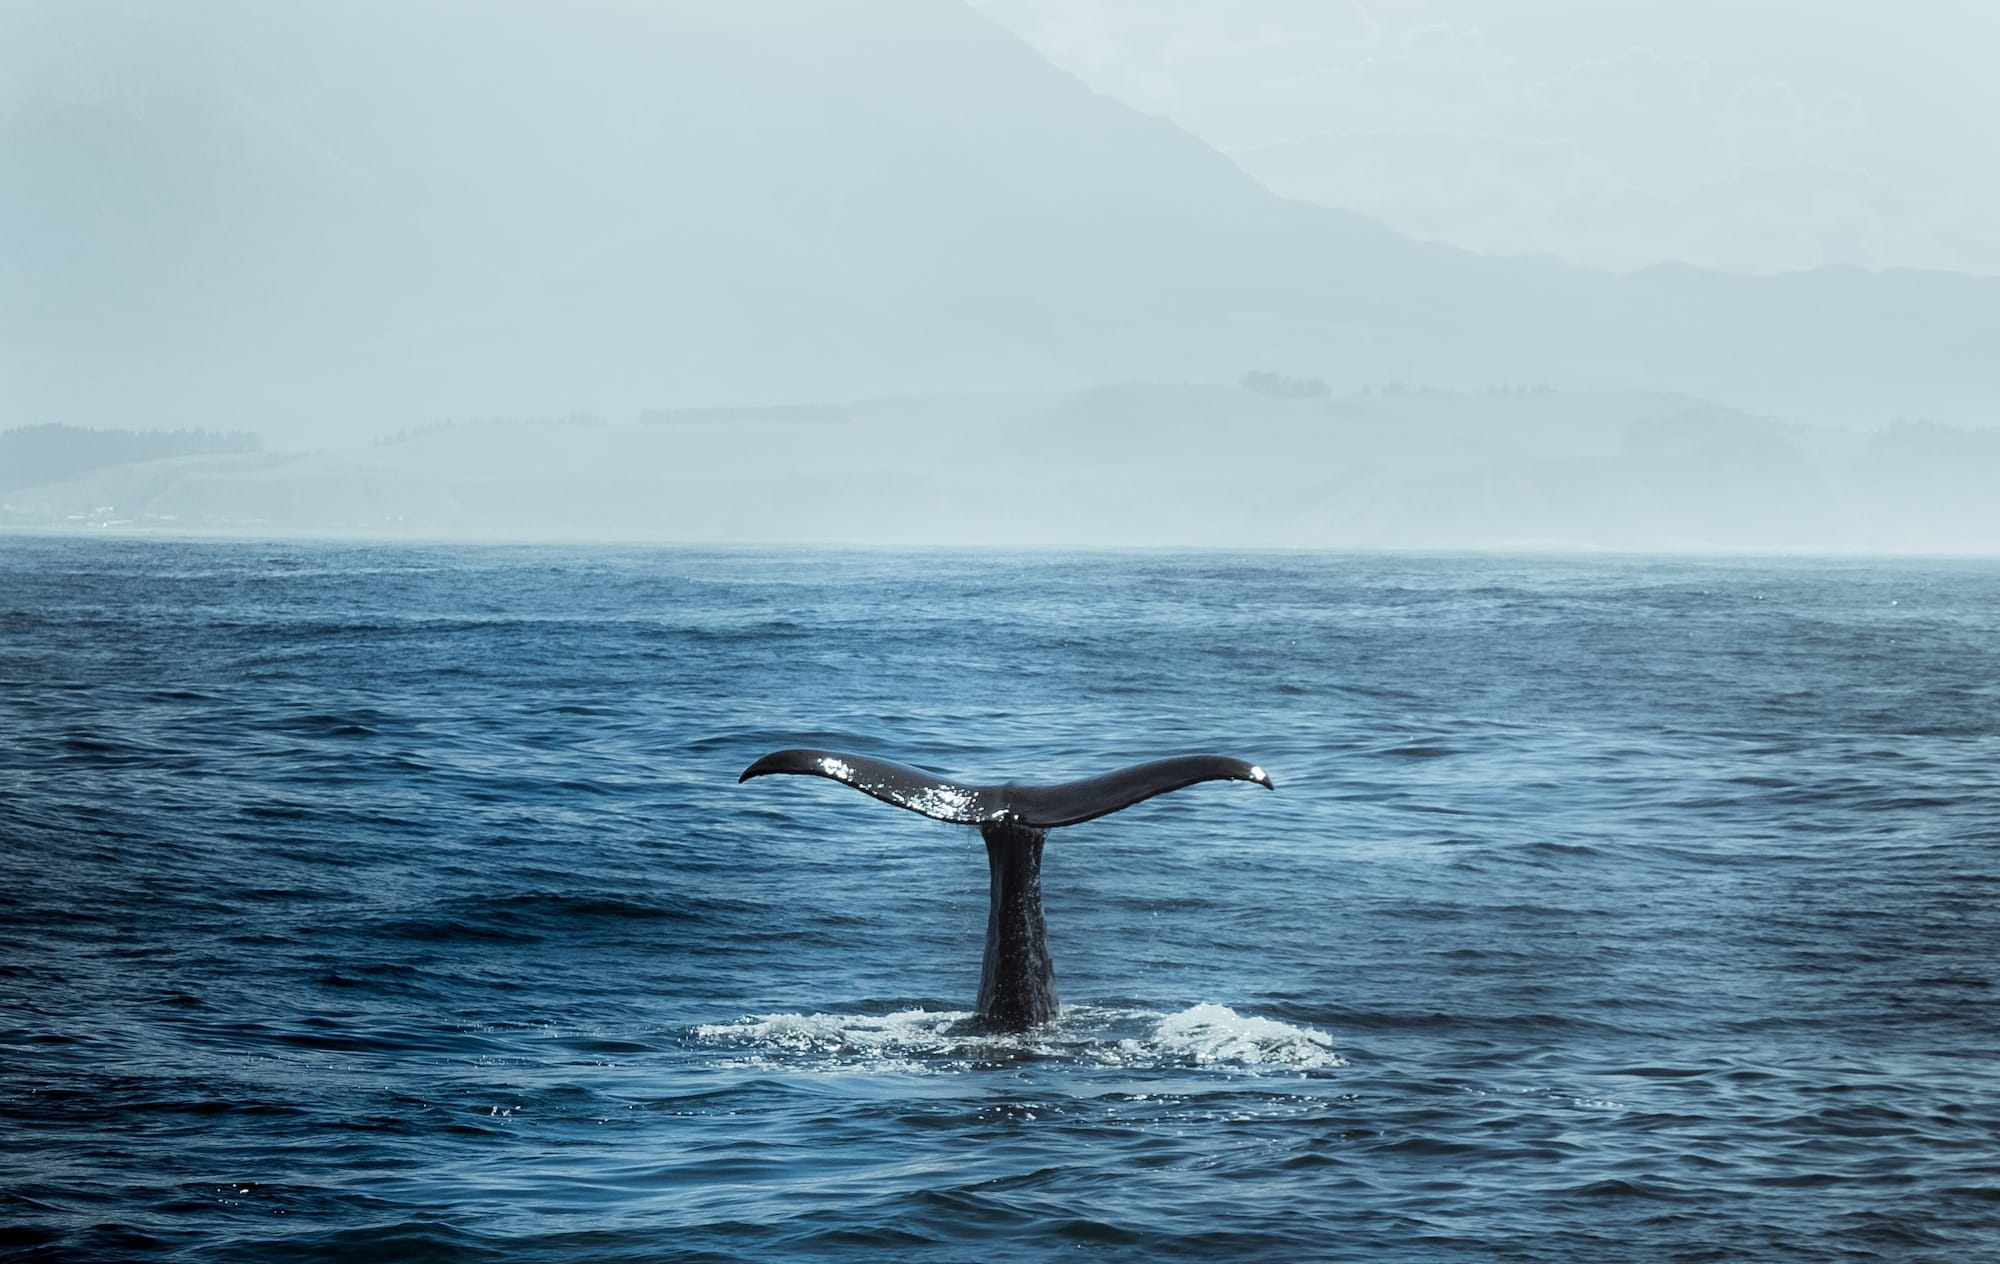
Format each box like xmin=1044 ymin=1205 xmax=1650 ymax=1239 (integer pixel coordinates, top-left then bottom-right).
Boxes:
xmin=2 ymin=536 xmax=1997 ymax=1262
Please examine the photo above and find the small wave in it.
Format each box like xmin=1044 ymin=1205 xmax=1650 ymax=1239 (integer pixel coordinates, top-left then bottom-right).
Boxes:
xmin=370 ymin=889 xmax=741 ymax=944
xmin=689 ymin=1002 xmax=1343 ymax=1074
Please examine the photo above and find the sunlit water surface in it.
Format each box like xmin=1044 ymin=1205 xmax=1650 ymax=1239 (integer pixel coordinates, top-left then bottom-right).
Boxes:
xmin=3 ymin=538 xmax=1997 ymax=1261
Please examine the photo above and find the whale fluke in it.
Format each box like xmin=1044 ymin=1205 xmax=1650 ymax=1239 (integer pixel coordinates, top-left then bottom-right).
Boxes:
xmin=738 ymin=748 xmax=1274 ymax=1032
xmin=1003 ymin=755 xmax=1273 ymax=827
xmin=738 ymin=749 xmax=1001 ymax=823
xmin=738 ymin=749 xmax=1271 ymax=828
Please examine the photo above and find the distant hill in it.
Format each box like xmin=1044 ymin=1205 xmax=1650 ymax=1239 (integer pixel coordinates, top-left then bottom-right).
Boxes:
xmin=6 ymin=387 xmax=1994 ymax=553
xmin=5 ymin=0 xmax=1999 ymax=445
xmin=0 ymin=424 xmax=259 ymax=495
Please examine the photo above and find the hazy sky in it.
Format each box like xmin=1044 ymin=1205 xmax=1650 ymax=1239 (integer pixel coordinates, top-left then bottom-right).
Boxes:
xmin=976 ymin=0 xmax=2000 ymax=274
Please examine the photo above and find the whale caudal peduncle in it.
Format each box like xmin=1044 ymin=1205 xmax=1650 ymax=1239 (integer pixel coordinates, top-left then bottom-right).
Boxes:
xmin=737 ymin=750 xmax=1273 ymax=1032
xmin=977 ymin=820 xmax=1056 ymax=1029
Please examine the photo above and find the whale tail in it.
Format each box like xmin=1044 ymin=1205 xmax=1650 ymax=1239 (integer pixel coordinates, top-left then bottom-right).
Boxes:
xmin=737 ymin=749 xmax=1273 ymax=828
xmin=737 ymin=748 xmax=1274 ymax=1032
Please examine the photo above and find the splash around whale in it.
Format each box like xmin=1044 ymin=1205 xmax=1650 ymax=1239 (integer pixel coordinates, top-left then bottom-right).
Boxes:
xmin=738 ymin=750 xmax=1275 ymax=1032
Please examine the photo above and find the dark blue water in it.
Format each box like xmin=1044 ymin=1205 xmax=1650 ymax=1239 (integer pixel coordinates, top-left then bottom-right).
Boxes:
xmin=3 ymin=537 xmax=1997 ymax=1262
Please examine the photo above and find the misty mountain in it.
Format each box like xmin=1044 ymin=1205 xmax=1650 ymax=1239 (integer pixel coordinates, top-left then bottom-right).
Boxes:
xmin=6 ymin=0 xmax=1998 ymax=446
xmin=1235 ymin=136 xmax=2000 ymax=279
xmin=10 ymin=386 xmax=1995 ymax=554
xmin=0 ymin=423 xmax=259 ymax=494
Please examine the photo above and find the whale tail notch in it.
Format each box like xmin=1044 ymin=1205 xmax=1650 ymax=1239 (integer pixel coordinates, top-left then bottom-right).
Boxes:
xmin=738 ymin=749 xmax=1273 ymax=829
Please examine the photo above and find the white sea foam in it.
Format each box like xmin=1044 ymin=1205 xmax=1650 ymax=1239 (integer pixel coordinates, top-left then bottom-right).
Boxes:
xmin=1132 ymin=1003 xmax=1342 ymax=1070
xmin=689 ymin=1003 xmax=1343 ymax=1074
xmin=693 ymin=1008 xmax=971 ymax=1056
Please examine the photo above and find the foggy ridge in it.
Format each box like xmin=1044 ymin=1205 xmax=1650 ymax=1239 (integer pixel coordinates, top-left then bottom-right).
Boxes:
xmin=9 ymin=384 xmax=1995 ymax=553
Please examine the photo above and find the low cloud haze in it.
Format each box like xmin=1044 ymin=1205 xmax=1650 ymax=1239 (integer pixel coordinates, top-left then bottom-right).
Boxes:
xmin=4 ymin=0 xmax=1996 ymax=551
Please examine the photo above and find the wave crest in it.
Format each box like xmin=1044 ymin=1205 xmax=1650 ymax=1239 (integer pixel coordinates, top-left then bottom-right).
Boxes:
xmin=1139 ymin=1003 xmax=1340 ymax=1070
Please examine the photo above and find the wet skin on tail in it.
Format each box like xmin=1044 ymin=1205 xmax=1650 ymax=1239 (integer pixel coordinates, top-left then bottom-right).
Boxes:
xmin=977 ymin=820 xmax=1056 ymax=1029
xmin=738 ymin=749 xmax=1274 ymax=1032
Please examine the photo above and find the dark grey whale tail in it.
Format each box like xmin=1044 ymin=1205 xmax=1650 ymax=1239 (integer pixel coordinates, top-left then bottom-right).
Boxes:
xmin=738 ymin=749 xmax=1274 ymax=1031
xmin=737 ymin=750 xmax=1272 ymax=827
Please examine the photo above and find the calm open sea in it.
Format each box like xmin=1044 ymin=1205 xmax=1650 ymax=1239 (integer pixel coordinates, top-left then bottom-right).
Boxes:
xmin=2 ymin=537 xmax=1997 ymax=1262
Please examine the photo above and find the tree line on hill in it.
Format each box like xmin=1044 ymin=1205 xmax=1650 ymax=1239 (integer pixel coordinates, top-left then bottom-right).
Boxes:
xmin=0 ymin=424 xmax=260 ymax=495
